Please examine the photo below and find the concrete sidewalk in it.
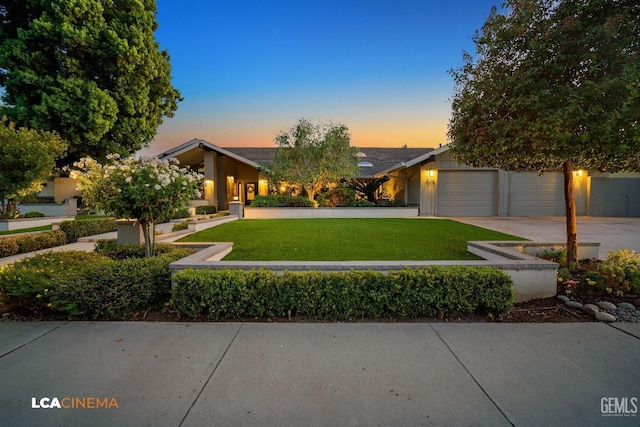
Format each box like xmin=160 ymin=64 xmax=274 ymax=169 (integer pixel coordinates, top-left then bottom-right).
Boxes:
xmin=1 ymin=321 xmax=638 ymax=426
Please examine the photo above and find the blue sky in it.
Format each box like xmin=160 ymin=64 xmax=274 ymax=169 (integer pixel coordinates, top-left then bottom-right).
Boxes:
xmin=143 ymin=0 xmax=500 ymax=155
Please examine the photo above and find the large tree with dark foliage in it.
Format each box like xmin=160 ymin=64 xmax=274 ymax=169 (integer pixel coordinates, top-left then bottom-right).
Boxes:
xmin=0 ymin=0 xmax=182 ymax=168
xmin=448 ymin=0 xmax=640 ymax=264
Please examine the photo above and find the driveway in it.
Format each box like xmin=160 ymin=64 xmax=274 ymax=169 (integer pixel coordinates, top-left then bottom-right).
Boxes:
xmin=454 ymin=216 xmax=640 ymax=258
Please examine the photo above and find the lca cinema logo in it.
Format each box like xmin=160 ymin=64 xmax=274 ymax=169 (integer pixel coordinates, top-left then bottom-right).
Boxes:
xmin=31 ymin=397 xmax=119 ymax=409
xmin=601 ymin=397 xmax=637 ymax=417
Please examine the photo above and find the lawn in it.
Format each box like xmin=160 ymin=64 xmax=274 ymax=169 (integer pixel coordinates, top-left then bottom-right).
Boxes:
xmin=178 ymin=218 xmax=525 ymax=261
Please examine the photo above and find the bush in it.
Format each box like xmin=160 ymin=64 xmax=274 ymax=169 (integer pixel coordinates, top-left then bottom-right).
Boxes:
xmin=351 ymin=199 xmax=376 ymax=207
xmin=94 ymin=239 xmax=193 ymax=260
xmin=0 ymin=246 xmax=193 ymax=319
xmin=250 ymin=195 xmax=314 ymax=207
xmin=24 ymin=211 xmax=45 ymax=218
xmin=0 ymin=251 xmax=106 ymax=314
xmin=583 ymin=249 xmax=640 ymax=295
xmin=0 ymin=230 xmax=67 ymax=258
xmin=386 ymin=199 xmax=407 ymax=207
xmin=317 ymin=187 xmax=356 ymax=207
xmin=172 ymin=220 xmax=191 ymax=232
xmin=52 ymin=252 xmax=187 ymax=319
xmin=195 ymin=205 xmax=217 ymax=215
xmin=160 ymin=207 xmax=191 ymax=222
xmin=171 ymin=266 xmax=514 ymax=320
xmin=59 ymin=218 xmax=117 ymax=242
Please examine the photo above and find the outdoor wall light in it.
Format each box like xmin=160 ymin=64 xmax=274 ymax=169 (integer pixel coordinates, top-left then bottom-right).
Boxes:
xmin=574 ymin=170 xmax=583 ymax=177
xmin=428 ymin=170 xmax=435 ymax=177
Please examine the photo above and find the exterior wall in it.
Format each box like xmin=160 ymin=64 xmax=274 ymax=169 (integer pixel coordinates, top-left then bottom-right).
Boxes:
xmin=53 ymin=177 xmax=80 ymax=203
xmin=420 ymin=152 xmax=593 ymax=217
xmin=17 ymin=198 xmax=77 ymax=217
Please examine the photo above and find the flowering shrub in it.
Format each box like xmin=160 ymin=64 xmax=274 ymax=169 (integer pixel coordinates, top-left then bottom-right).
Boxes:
xmin=71 ymin=154 xmax=202 ymax=257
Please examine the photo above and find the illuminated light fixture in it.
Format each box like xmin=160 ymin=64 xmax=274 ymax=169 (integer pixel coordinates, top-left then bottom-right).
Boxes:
xmin=574 ymin=170 xmax=583 ymax=177
xmin=204 ymin=179 xmax=213 ymax=186
xmin=428 ymin=170 xmax=435 ymax=177
xmin=233 ymin=196 xmax=239 ymax=201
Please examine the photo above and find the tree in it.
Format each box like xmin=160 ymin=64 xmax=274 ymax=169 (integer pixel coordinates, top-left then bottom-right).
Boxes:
xmin=269 ymin=118 xmax=359 ymax=201
xmin=71 ymin=154 xmax=202 ymax=257
xmin=448 ymin=0 xmax=640 ymax=264
xmin=0 ymin=119 xmax=67 ymax=217
xmin=0 ymin=0 xmax=182 ymax=168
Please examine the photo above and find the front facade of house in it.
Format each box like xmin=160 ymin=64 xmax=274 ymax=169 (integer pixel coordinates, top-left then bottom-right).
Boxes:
xmin=158 ymin=139 xmax=640 ymax=217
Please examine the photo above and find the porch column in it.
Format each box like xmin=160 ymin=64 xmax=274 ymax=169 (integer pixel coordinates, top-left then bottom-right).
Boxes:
xmin=203 ymin=151 xmax=217 ymax=206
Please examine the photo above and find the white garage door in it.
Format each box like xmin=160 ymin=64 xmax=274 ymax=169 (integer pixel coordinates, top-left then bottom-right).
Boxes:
xmin=509 ymin=172 xmax=565 ymax=216
xmin=437 ymin=171 xmax=497 ymax=216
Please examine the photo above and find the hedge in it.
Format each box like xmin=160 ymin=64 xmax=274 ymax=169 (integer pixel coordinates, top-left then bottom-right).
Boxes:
xmin=0 ymin=247 xmax=193 ymax=319
xmin=59 ymin=218 xmax=117 ymax=242
xmin=0 ymin=230 xmax=67 ymax=258
xmin=249 ymin=195 xmax=315 ymax=207
xmin=171 ymin=266 xmax=514 ymax=320
xmin=195 ymin=205 xmax=217 ymax=215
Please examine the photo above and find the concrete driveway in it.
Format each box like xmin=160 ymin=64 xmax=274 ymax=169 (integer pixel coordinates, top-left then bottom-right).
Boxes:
xmin=455 ymin=216 xmax=640 ymax=258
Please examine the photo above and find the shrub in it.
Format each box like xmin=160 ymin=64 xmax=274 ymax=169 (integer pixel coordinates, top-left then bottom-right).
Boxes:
xmin=250 ymin=195 xmax=314 ymax=207
xmin=160 ymin=206 xmax=191 ymax=222
xmin=317 ymin=187 xmax=356 ymax=207
xmin=195 ymin=205 xmax=217 ymax=215
xmin=0 ymin=230 xmax=67 ymax=258
xmin=584 ymin=249 xmax=640 ymax=295
xmin=52 ymin=252 xmax=187 ymax=319
xmin=24 ymin=211 xmax=45 ymax=218
xmin=386 ymin=199 xmax=407 ymax=207
xmin=351 ymin=199 xmax=376 ymax=207
xmin=0 ymin=251 xmax=106 ymax=314
xmin=94 ymin=239 xmax=193 ymax=260
xmin=0 ymin=246 xmax=193 ymax=319
xmin=171 ymin=266 xmax=514 ymax=320
xmin=172 ymin=220 xmax=191 ymax=232
xmin=540 ymin=248 xmax=567 ymax=264
xmin=59 ymin=218 xmax=117 ymax=242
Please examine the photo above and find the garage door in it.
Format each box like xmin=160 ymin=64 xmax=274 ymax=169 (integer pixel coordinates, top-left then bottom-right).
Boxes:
xmin=509 ymin=172 xmax=565 ymax=216
xmin=590 ymin=178 xmax=640 ymax=217
xmin=437 ymin=171 xmax=496 ymax=216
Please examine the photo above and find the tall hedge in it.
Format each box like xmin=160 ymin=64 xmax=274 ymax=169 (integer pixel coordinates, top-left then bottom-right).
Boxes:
xmin=58 ymin=218 xmax=117 ymax=242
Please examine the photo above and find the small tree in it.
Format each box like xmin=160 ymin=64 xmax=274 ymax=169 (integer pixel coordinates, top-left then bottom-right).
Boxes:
xmin=269 ymin=118 xmax=359 ymax=201
xmin=448 ymin=0 xmax=640 ymax=264
xmin=71 ymin=154 xmax=202 ymax=257
xmin=0 ymin=119 xmax=67 ymax=217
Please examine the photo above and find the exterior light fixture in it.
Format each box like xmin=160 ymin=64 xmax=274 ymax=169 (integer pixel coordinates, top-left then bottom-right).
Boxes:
xmin=428 ymin=170 xmax=435 ymax=177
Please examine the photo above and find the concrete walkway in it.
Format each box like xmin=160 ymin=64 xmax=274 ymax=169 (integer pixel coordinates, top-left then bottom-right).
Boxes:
xmin=455 ymin=216 xmax=640 ymax=257
xmin=0 ymin=321 xmax=638 ymax=426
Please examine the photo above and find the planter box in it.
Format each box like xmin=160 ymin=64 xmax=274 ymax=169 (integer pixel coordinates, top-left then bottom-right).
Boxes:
xmin=0 ymin=216 xmax=75 ymax=232
xmin=243 ymin=207 xmax=419 ymax=219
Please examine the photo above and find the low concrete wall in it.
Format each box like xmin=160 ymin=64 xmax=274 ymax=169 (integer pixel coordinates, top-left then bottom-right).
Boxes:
xmin=168 ymin=238 xmax=580 ymax=303
xmin=17 ymin=198 xmax=77 ymax=217
xmin=0 ymin=216 xmax=75 ymax=232
xmin=244 ymin=207 xmax=419 ymax=219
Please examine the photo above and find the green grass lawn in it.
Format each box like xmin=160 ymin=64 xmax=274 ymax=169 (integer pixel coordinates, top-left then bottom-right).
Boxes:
xmin=0 ymin=225 xmax=52 ymax=236
xmin=178 ymin=218 xmax=525 ymax=261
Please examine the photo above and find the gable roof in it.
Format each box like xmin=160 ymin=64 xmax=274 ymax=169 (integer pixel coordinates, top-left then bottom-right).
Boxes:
xmin=158 ymin=138 xmax=444 ymax=178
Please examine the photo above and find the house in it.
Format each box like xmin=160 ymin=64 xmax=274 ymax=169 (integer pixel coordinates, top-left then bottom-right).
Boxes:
xmin=158 ymin=139 xmax=640 ymax=217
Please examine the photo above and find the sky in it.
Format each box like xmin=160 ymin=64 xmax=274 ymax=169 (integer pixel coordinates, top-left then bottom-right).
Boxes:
xmin=142 ymin=0 xmax=501 ymax=156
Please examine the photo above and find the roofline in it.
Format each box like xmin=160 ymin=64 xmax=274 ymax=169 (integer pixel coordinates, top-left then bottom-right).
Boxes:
xmin=371 ymin=144 xmax=450 ymax=177
xmin=157 ymin=138 xmax=261 ymax=169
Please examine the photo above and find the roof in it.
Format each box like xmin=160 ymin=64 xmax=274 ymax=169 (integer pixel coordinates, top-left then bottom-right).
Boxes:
xmin=159 ymin=138 xmax=443 ymax=178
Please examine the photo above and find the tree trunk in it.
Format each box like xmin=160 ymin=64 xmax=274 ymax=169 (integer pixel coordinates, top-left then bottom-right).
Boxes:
xmin=563 ymin=161 xmax=578 ymax=266
xmin=140 ymin=220 xmax=152 ymax=258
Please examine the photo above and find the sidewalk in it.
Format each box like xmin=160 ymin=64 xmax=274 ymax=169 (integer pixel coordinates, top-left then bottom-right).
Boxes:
xmin=1 ymin=321 xmax=638 ymax=426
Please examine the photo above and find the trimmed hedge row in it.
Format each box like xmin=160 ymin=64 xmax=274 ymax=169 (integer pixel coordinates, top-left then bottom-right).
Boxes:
xmin=171 ymin=266 xmax=515 ymax=320
xmin=249 ymin=195 xmax=315 ymax=207
xmin=59 ymin=218 xmax=117 ymax=242
xmin=195 ymin=205 xmax=217 ymax=215
xmin=0 ymin=230 xmax=67 ymax=258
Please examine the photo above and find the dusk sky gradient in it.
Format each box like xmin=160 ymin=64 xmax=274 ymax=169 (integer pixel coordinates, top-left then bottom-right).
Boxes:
xmin=143 ymin=0 xmax=501 ymax=156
